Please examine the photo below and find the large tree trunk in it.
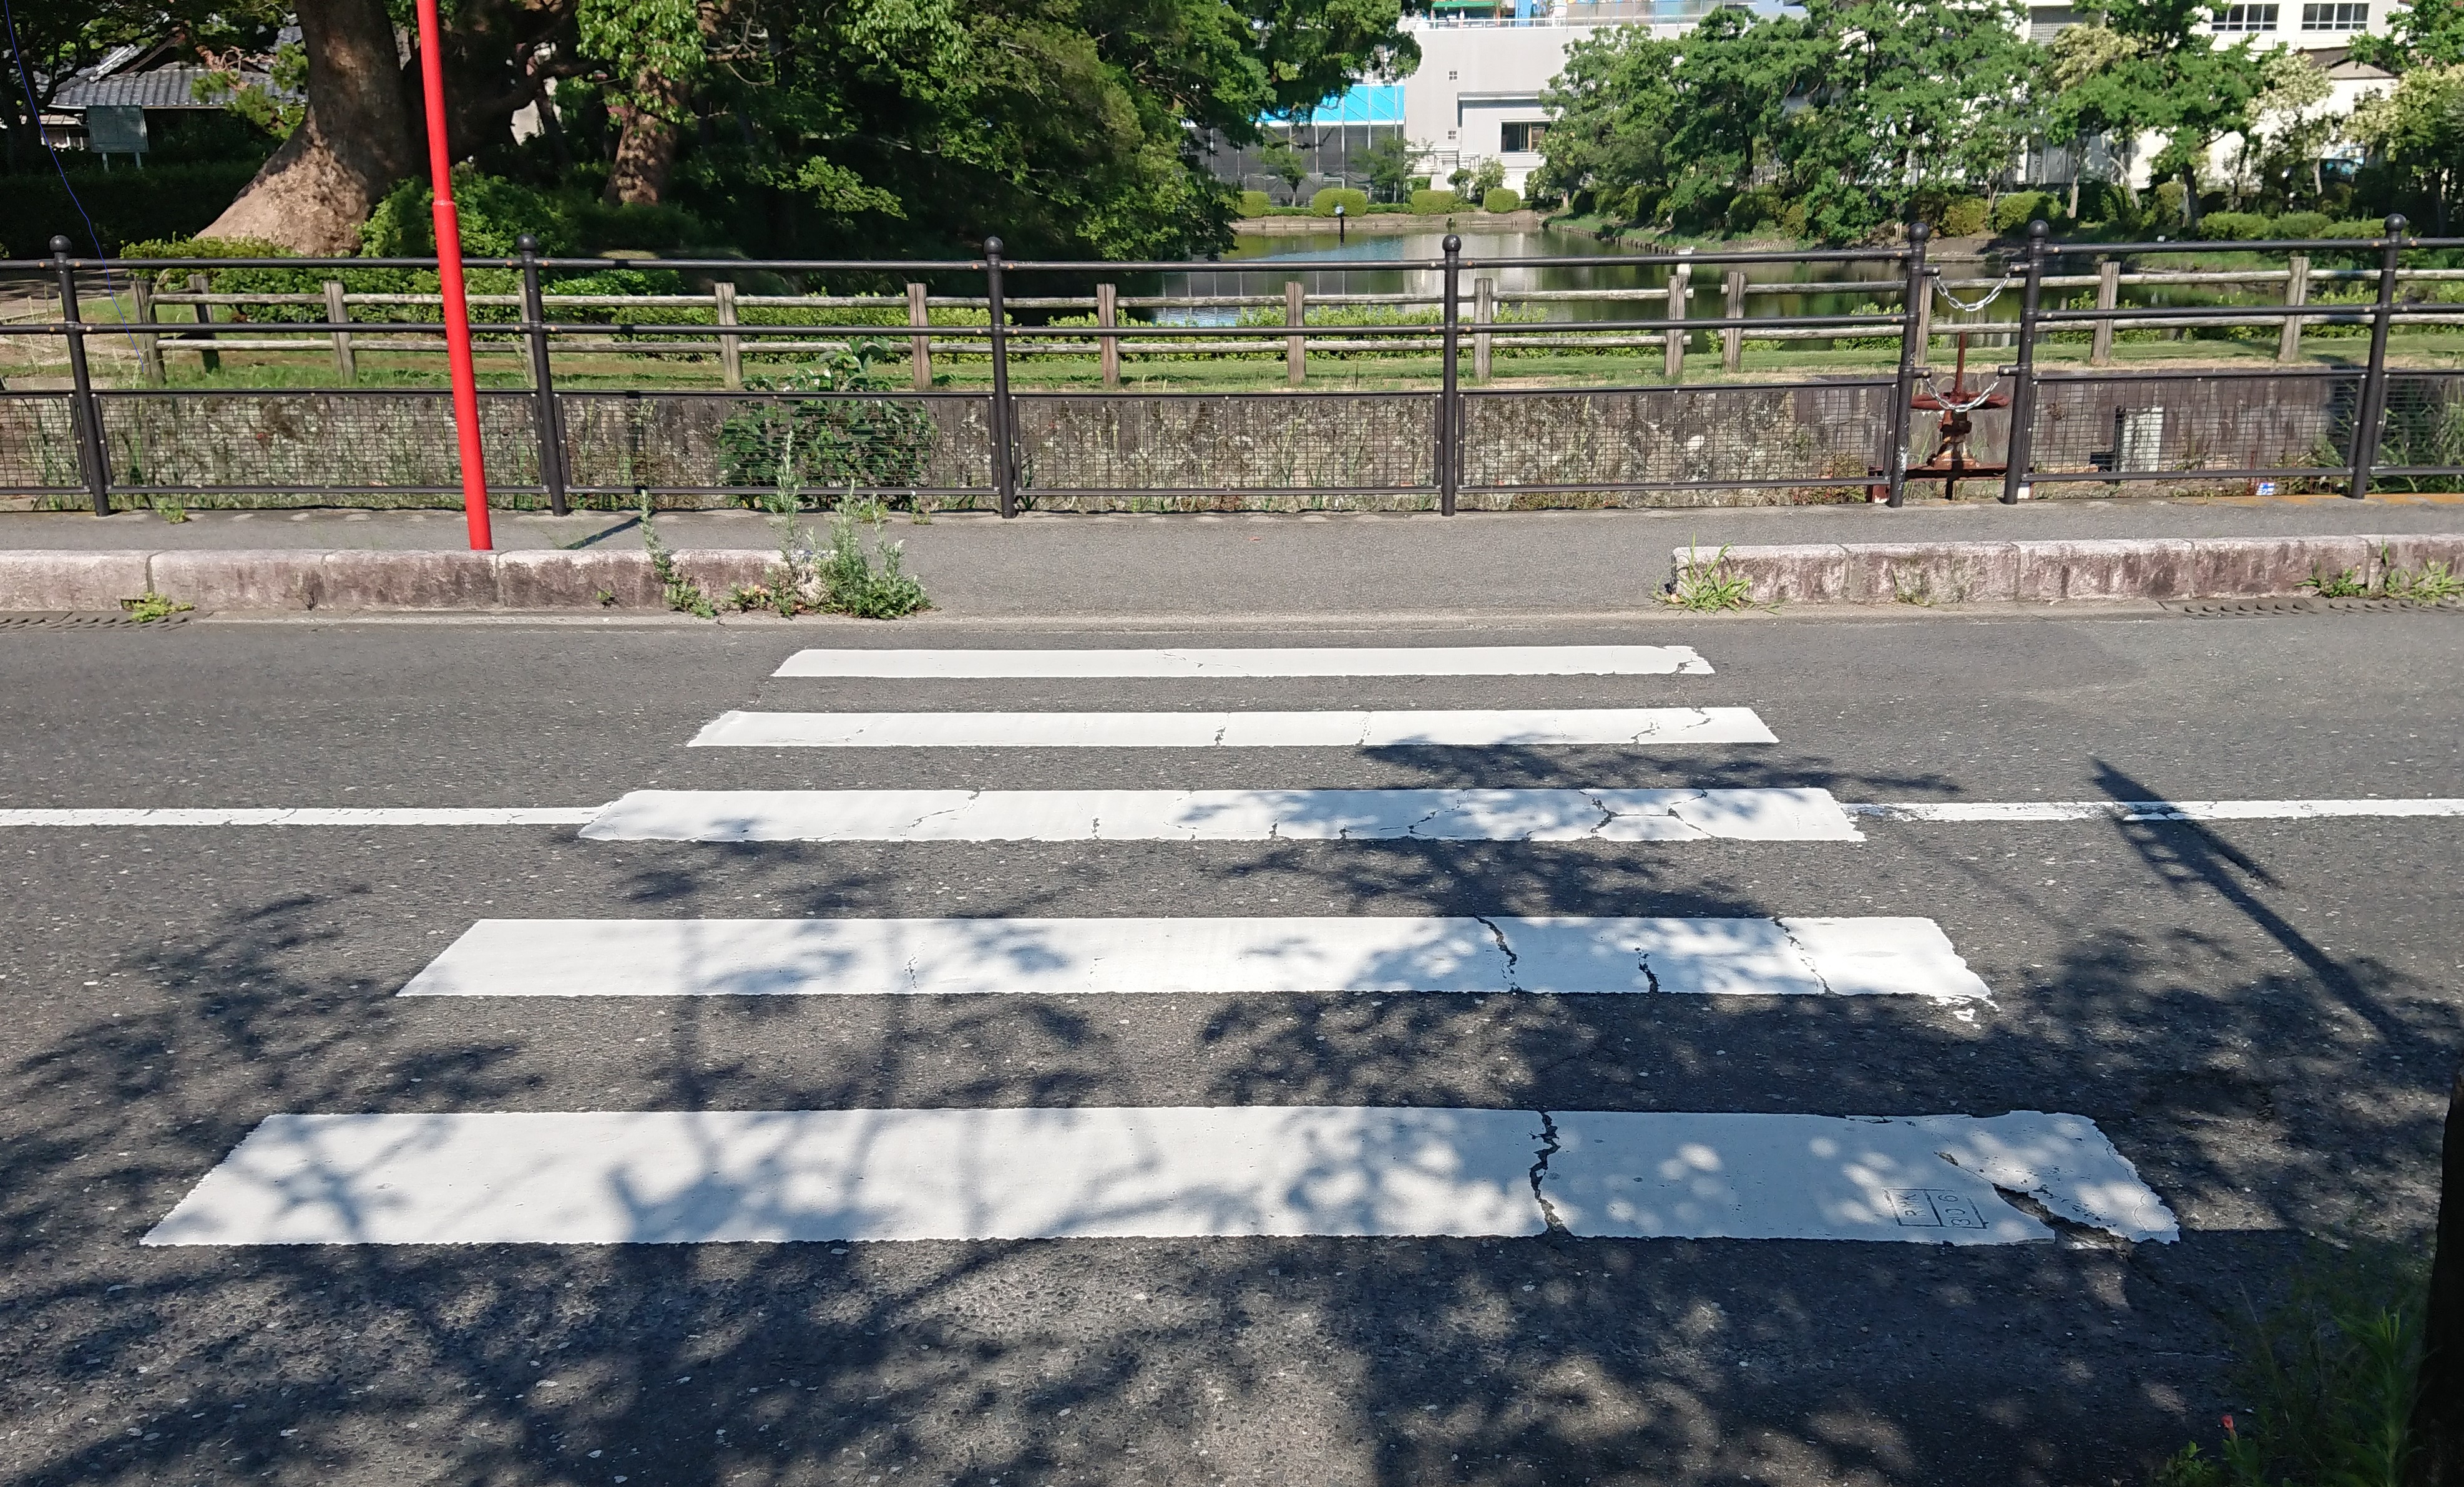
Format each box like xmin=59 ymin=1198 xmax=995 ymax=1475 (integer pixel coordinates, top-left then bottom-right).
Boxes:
xmin=201 ymin=0 xmax=419 ymax=252
xmin=602 ymin=68 xmax=691 ymax=205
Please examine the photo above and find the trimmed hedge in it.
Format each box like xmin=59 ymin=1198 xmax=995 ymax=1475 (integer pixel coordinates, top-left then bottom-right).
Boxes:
xmin=2 ymin=160 xmax=265 ymax=256
xmin=1992 ymin=191 xmax=2059 ymax=233
xmin=1482 ymin=187 xmax=1521 ymax=213
xmin=1238 ymin=189 xmax=1273 ymax=217
xmin=1409 ymin=188 xmax=1459 ymax=214
xmin=1937 ymin=197 xmax=1988 ymax=237
xmin=1309 ymin=187 xmax=1369 ymax=217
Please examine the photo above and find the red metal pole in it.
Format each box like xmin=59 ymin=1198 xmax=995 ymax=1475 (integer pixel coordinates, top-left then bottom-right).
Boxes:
xmin=414 ymin=0 xmax=492 ymax=550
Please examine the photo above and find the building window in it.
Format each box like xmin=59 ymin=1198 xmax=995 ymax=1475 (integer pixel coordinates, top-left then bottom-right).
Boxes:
xmin=1500 ymin=121 xmax=1548 ymax=152
xmin=2215 ymin=3 xmax=2278 ymax=27
xmin=2300 ymin=1 xmax=2365 ymax=27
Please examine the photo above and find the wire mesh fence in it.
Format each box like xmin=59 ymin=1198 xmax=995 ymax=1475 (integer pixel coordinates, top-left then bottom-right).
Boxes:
xmin=1010 ymin=393 xmax=1435 ymax=509
xmin=2025 ymin=370 xmax=2362 ymax=484
xmin=94 ymin=391 xmax=544 ymax=497
xmin=2374 ymin=372 xmax=2464 ymax=481
xmin=0 ymin=393 xmax=84 ymax=495
xmin=554 ymin=391 xmax=995 ymax=506
xmin=1460 ymin=381 xmax=1895 ymax=500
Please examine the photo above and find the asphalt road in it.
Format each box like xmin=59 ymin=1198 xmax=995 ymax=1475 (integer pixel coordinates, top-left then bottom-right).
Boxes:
xmin=2 ymin=605 xmax=2460 ymax=1487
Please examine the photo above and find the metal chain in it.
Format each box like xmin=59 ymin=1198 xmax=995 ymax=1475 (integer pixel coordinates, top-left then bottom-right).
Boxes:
xmin=1932 ymin=271 xmax=2016 ymax=316
xmin=1919 ymin=369 xmax=2004 ymax=414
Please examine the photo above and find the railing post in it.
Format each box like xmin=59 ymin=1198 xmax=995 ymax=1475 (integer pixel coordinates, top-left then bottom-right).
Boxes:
xmin=51 ymin=238 xmax=111 ymax=517
xmin=2277 ymin=253 xmax=2309 ymax=364
xmin=2347 ymin=213 xmax=2405 ymax=500
xmin=713 ymin=280 xmax=743 ymax=389
xmin=188 ymin=271 xmax=220 ymax=374
xmin=1885 ymin=222 xmax=1930 ymax=508
xmin=1473 ymin=276 xmax=1493 ymax=383
xmin=325 ymin=279 xmax=356 ymax=383
xmin=2001 ymin=220 xmax=2048 ymax=505
xmin=2090 ymin=258 xmax=2119 ymax=366
xmin=1663 ymin=251 xmax=1691 ymax=381
xmin=516 ymin=235 xmax=567 ymax=516
xmin=985 ymin=237 xmax=1017 ymax=518
xmin=132 ymin=277 xmax=164 ymax=385
xmin=1439 ymin=233 xmax=1461 ymax=516
xmin=1722 ymin=268 xmax=1746 ymax=373
xmin=1098 ymin=283 xmax=1120 ymax=389
xmin=907 ymin=283 xmax=932 ymax=390
xmin=1286 ymin=280 xmax=1306 ymax=387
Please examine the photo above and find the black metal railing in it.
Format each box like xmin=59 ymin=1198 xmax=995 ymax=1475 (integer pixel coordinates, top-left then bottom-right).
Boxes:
xmin=7 ymin=219 xmax=2461 ymax=516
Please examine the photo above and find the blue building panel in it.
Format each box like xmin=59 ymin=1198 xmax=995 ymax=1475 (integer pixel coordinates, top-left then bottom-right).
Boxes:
xmin=1303 ymin=84 xmax=1405 ymax=125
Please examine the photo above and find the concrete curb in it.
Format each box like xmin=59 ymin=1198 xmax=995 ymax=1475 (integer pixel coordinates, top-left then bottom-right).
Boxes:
xmin=0 ymin=548 xmax=780 ymax=613
xmin=1676 ymin=535 xmax=2464 ymax=606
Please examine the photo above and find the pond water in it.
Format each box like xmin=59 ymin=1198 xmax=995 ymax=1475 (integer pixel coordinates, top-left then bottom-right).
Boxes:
xmin=1158 ymin=227 xmax=1967 ymax=326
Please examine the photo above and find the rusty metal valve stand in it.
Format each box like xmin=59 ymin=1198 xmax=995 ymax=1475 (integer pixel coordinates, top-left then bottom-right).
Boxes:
xmin=1902 ymin=331 xmax=2009 ymax=500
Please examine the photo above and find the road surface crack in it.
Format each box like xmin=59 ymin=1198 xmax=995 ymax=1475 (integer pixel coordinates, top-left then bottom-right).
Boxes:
xmin=1529 ymin=1111 xmax=1569 ymax=1235
xmin=1775 ymin=918 xmax=1836 ymax=995
xmin=1470 ymin=914 xmax=1519 ymax=992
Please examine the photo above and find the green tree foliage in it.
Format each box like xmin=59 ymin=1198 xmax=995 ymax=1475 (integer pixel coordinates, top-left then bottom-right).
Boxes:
xmin=2346 ymin=62 xmax=2464 ymax=232
xmin=1534 ymin=0 xmax=2041 ymax=243
xmin=549 ymin=0 xmax=1417 ymax=259
xmin=1359 ymin=130 xmax=1420 ymax=202
xmin=1257 ymin=137 xmax=1311 ymax=203
xmin=2348 ymin=0 xmax=2464 ymax=71
xmin=2047 ymin=0 xmax=2262 ymax=229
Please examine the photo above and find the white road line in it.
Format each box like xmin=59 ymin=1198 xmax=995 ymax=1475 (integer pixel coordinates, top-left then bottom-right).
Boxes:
xmin=397 ymin=915 xmax=1990 ymax=1002
xmin=0 ymin=807 xmax=604 ymax=827
xmin=773 ymin=645 xmax=1713 ymax=679
xmin=2 ymin=798 xmax=2455 ymax=828
xmin=1849 ymin=799 xmax=2464 ymax=822
xmin=580 ymin=787 xmax=1864 ymax=843
xmin=688 ymin=708 xmax=1779 ymax=749
xmin=142 ymin=1108 xmax=2173 ymax=1246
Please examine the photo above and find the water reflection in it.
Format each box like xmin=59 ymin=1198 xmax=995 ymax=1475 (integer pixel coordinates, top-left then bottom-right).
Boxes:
xmin=1168 ymin=227 xmax=1940 ymax=326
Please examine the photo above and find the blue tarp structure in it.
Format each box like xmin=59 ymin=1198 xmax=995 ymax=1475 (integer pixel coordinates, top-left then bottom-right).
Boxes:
xmin=1302 ymin=85 xmax=1405 ymax=125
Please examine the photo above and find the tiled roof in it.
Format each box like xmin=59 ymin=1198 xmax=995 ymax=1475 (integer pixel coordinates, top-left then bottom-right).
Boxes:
xmin=52 ymin=64 xmax=297 ymax=111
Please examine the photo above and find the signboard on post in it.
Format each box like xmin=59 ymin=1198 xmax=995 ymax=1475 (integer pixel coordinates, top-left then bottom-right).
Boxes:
xmin=84 ymin=106 xmax=149 ymax=157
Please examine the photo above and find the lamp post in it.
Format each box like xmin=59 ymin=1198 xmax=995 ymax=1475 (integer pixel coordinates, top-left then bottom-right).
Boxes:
xmin=414 ymin=0 xmax=492 ymax=550
xmin=1335 ymin=203 xmax=1346 ymax=245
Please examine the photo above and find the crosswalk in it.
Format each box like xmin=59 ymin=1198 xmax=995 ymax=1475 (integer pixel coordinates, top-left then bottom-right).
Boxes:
xmin=146 ymin=640 xmax=2176 ymax=1252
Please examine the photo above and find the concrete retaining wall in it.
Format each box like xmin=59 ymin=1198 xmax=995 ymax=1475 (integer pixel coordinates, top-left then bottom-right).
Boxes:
xmin=1683 ymin=534 xmax=2464 ymax=605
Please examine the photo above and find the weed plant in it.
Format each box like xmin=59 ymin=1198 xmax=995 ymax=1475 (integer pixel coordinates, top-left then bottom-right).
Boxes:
xmin=117 ymin=590 xmax=193 ymax=622
xmin=2151 ymin=1239 xmax=2425 ymax=1487
xmin=1661 ymin=542 xmax=1759 ymax=611
xmin=2300 ymin=545 xmax=2464 ymax=602
xmin=638 ymin=495 xmax=716 ymax=617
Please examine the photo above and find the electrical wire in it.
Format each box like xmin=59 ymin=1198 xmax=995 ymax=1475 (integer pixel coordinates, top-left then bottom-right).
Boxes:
xmin=4 ymin=0 xmax=135 ymax=344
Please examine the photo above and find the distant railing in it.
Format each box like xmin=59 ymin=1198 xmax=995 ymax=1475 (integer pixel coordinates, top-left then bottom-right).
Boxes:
xmin=4 ymin=219 xmax=2460 ymax=516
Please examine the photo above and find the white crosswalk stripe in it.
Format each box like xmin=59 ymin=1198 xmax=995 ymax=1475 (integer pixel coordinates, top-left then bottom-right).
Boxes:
xmin=689 ymin=706 xmax=1779 ymax=749
xmin=157 ymin=640 xmax=2177 ymax=1251
xmin=144 ymin=1109 xmax=2173 ymax=1247
xmin=396 ymin=915 xmax=1993 ymax=1002
xmin=773 ymin=645 xmax=1714 ymax=678
xmin=580 ymin=786 xmax=1864 ymax=842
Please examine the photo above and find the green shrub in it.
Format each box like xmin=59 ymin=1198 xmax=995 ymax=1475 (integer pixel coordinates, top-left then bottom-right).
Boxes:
xmin=1992 ymin=191 xmax=2058 ymax=233
xmin=1937 ymin=197 xmax=1988 ymax=237
xmin=716 ymin=347 xmax=934 ymax=499
xmin=2198 ymin=210 xmax=2274 ymax=240
xmin=2276 ymin=210 xmax=2333 ymax=239
xmin=1409 ymin=188 xmax=1459 ymax=214
xmin=359 ymin=167 xmax=718 ymax=258
xmin=2153 ymin=180 xmax=2189 ymax=227
xmin=1238 ymin=189 xmax=1272 ymax=218
xmin=2325 ymin=217 xmax=2388 ymax=237
xmin=1310 ymin=187 xmax=1369 ymax=217
xmin=1482 ymin=187 xmax=1522 ymax=213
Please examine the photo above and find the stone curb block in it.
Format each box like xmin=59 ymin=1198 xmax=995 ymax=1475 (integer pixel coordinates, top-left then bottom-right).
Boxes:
xmin=0 ymin=551 xmax=152 ymax=610
xmin=1675 ymin=535 xmax=2464 ymax=605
